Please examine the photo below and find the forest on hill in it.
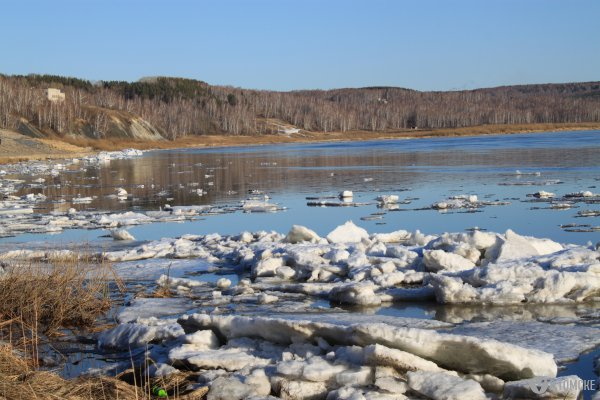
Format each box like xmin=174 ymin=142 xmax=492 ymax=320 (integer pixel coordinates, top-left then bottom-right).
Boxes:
xmin=0 ymin=74 xmax=599 ymax=140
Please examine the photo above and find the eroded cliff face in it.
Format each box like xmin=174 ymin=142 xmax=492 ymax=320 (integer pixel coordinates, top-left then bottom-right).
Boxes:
xmin=16 ymin=105 xmax=166 ymax=141
xmin=73 ymin=106 xmax=166 ymax=140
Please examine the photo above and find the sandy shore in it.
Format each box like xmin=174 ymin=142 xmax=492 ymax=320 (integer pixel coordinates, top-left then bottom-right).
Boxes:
xmin=2 ymin=122 xmax=599 ymax=164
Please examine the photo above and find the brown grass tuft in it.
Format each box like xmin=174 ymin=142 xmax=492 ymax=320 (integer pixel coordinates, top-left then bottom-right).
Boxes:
xmin=0 ymin=344 xmax=206 ymax=399
xmin=0 ymin=256 xmax=211 ymax=399
xmin=0 ymin=344 xmax=140 ymax=399
xmin=0 ymin=255 xmax=123 ymax=371
xmin=0 ymin=258 xmax=117 ymax=337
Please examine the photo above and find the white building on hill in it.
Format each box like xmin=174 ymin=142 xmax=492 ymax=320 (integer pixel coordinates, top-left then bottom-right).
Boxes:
xmin=46 ymin=88 xmax=65 ymax=102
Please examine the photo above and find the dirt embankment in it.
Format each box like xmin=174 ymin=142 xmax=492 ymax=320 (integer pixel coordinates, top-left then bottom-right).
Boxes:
xmin=1 ymin=122 xmax=600 ymax=164
xmin=0 ymin=129 xmax=91 ymax=163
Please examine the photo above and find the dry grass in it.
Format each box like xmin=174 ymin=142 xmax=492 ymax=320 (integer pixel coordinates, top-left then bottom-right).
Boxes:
xmin=0 ymin=256 xmax=211 ymax=399
xmin=0 ymin=257 xmax=141 ymax=399
xmin=0 ymin=344 xmax=139 ymax=399
xmin=0 ymin=258 xmax=116 ymax=336
xmin=0 ymin=344 xmax=207 ymax=400
xmin=0 ymin=256 xmax=122 ymax=372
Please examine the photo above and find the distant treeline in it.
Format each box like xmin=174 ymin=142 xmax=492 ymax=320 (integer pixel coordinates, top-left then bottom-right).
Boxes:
xmin=1 ymin=73 xmax=599 ymax=139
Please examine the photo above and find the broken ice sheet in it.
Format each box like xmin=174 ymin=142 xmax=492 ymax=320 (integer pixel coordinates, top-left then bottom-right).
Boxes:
xmin=113 ymin=258 xmax=217 ymax=281
xmin=116 ymin=297 xmax=197 ymax=323
xmin=448 ymin=321 xmax=600 ymax=363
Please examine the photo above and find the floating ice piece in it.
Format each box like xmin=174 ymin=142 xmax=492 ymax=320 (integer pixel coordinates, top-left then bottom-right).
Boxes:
xmin=22 ymin=193 xmax=47 ymax=202
xmin=364 ymin=344 xmax=446 ymax=373
xmin=216 ymin=278 xmax=232 ymax=289
xmin=121 ymin=148 xmax=143 ymax=157
xmin=242 ymin=200 xmax=280 ymax=213
xmin=285 ymin=225 xmax=322 ymax=244
xmin=371 ymin=230 xmax=412 ymax=244
xmin=279 ymin=379 xmax=328 ymax=400
xmin=116 ymin=297 xmax=194 ymax=323
xmin=169 ymin=346 xmax=270 ymax=371
xmin=449 ymin=321 xmax=600 ymax=363
xmin=257 ymin=293 xmax=279 ymax=304
xmin=376 ymin=195 xmax=399 ymax=205
xmin=329 ymin=282 xmax=382 ymax=306
xmin=0 ymin=206 xmax=33 ymax=215
xmin=432 ymin=194 xmax=509 ymax=211
xmin=577 ymin=210 xmax=600 ymax=217
xmin=207 ymin=371 xmax=271 ymax=400
xmin=96 ymin=211 xmax=153 ymax=227
xmin=530 ymin=191 xmax=555 ymax=199
xmin=339 ymin=190 xmax=353 ymax=199
xmin=407 ymin=371 xmax=486 ymax=400
xmin=307 ymin=199 xmax=370 ymax=207
xmin=326 ymin=221 xmax=369 ymax=244
xmin=565 ymin=191 xmax=595 ymax=198
xmin=0 ymin=249 xmax=75 ymax=261
xmin=514 ymin=170 xmax=541 ymax=176
xmin=157 ymin=274 xmax=204 ymax=289
xmin=253 ymin=257 xmax=285 ymax=278
xmin=98 ymin=319 xmax=184 ymax=349
xmin=484 ymin=229 xmax=563 ymax=263
xmin=110 ymin=229 xmax=135 ymax=241
xmin=72 ymin=196 xmax=93 ymax=204
xmin=115 ymin=187 xmax=128 ymax=200
xmin=432 ymin=201 xmax=448 ymax=210
xmin=423 ymin=250 xmax=475 ymax=273
xmin=184 ymin=330 xmax=220 ymax=349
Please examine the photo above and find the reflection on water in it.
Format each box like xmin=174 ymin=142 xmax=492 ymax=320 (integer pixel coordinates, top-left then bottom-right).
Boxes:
xmin=19 ymin=132 xmax=600 ymax=212
xmin=5 ymin=130 xmax=599 ymax=245
xmin=372 ymin=301 xmax=600 ymax=324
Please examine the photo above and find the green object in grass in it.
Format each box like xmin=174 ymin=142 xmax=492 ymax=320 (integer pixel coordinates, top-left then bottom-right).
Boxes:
xmin=152 ymin=386 xmax=168 ymax=398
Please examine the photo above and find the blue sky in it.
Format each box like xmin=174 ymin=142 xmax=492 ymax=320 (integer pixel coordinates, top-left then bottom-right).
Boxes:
xmin=0 ymin=0 xmax=598 ymax=91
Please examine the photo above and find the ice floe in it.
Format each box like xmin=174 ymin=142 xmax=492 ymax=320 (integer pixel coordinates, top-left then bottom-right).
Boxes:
xmin=83 ymin=222 xmax=600 ymax=306
xmin=1 ymin=208 xmax=598 ymax=397
xmin=93 ymin=311 xmax=566 ymax=399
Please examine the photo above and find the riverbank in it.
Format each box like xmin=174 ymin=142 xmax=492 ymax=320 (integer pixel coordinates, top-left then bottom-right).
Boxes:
xmin=2 ymin=122 xmax=600 ymax=164
xmin=0 ymin=129 xmax=93 ymax=164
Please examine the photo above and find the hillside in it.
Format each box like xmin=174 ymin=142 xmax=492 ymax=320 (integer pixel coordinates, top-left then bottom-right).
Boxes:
xmin=0 ymin=74 xmax=599 ymax=142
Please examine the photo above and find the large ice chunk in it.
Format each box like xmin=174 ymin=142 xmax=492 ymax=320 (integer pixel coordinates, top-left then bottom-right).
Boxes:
xmin=285 ymin=225 xmax=322 ymax=244
xmin=423 ymin=250 xmax=476 ymax=272
xmin=407 ymin=371 xmax=486 ymax=400
xmin=485 ymin=230 xmax=563 ymax=263
xmin=327 ymin=221 xmax=369 ymax=244
xmin=179 ymin=314 xmax=557 ymax=380
xmin=329 ymin=282 xmax=382 ymax=306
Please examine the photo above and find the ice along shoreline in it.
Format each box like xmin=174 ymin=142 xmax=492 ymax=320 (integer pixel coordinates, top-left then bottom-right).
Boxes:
xmin=3 ymin=221 xmax=599 ymax=398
